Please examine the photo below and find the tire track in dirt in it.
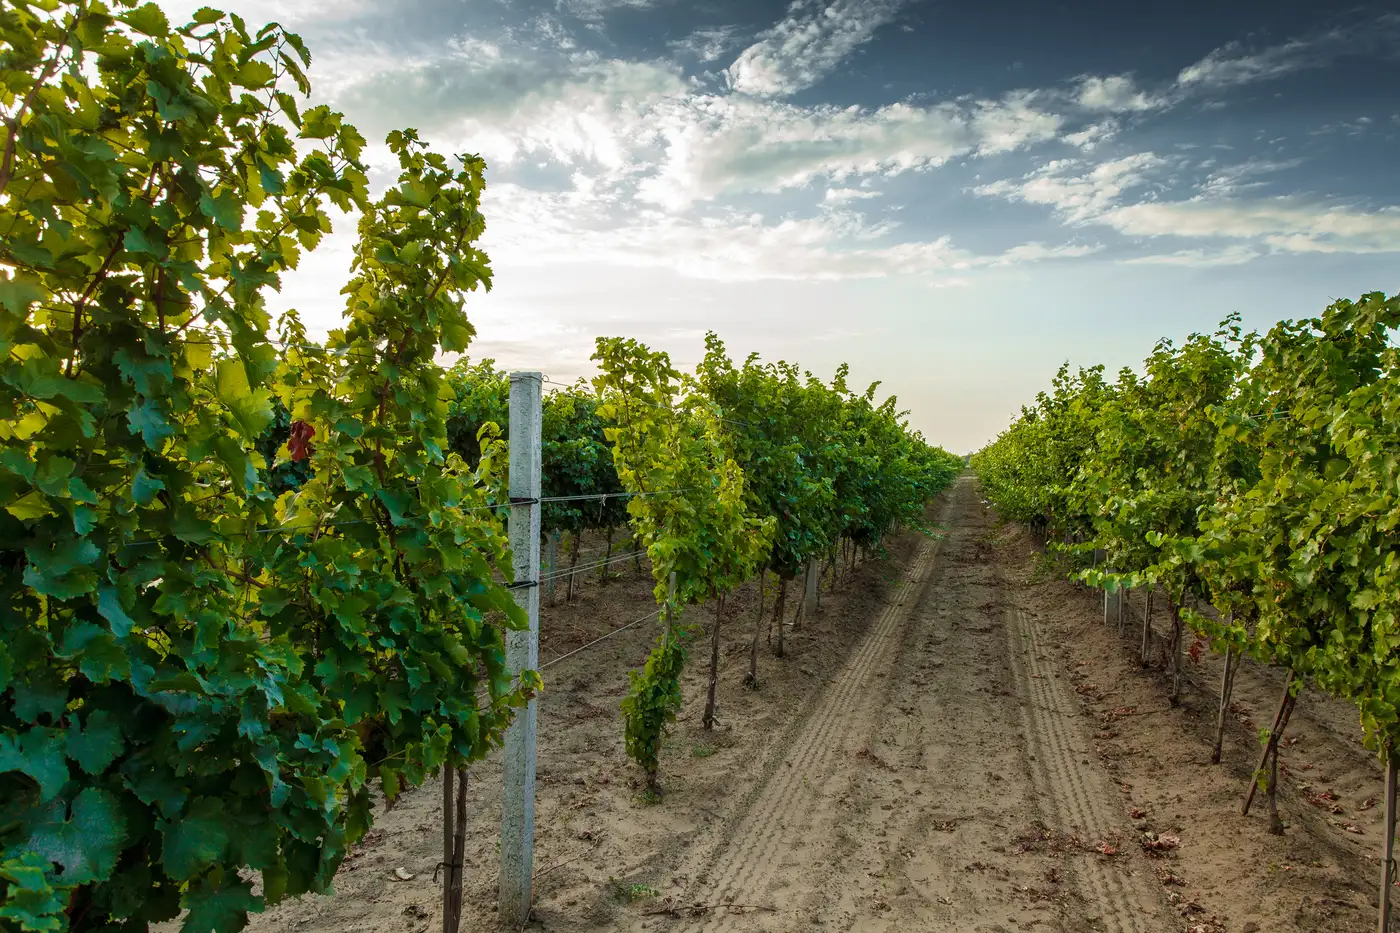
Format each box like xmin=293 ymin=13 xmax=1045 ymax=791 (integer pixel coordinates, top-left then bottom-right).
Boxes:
xmin=1010 ymin=604 xmax=1174 ymax=933
xmin=811 ymin=486 xmax=1065 ymax=932
xmin=676 ymin=483 xmax=966 ymax=933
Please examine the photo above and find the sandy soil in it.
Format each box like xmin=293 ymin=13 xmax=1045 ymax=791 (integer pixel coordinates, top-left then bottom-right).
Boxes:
xmin=249 ymin=476 xmax=1388 ymax=933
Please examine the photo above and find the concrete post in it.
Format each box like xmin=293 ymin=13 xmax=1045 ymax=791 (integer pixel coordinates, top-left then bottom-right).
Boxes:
xmin=499 ymin=372 xmax=542 ymax=926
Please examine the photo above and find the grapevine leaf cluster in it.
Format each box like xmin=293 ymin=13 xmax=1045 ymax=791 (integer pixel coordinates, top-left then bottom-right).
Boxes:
xmin=974 ymin=292 xmax=1400 ymax=757
xmin=594 ymin=336 xmax=960 ymax=786
xmin=1 ymin=4 xmax=531 ymax=930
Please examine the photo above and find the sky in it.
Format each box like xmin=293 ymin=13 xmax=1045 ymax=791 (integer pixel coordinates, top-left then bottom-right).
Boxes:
xmin=160 ymin=0 xmax=1400 ymax=452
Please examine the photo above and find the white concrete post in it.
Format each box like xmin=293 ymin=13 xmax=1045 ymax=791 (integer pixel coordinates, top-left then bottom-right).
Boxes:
xmin=500 ymin=372 xmax=542 ymax=926
xmin=803 ymin=558 xmax=819 ymax=619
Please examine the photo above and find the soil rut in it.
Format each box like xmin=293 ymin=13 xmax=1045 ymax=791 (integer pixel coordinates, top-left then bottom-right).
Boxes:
xmin=668 ymin=477 xmax=1178 ymax=932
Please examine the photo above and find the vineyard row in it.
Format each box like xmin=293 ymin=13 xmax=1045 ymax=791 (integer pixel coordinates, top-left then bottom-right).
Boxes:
xmin=971 ymin=291 xmax=1400 ymax=930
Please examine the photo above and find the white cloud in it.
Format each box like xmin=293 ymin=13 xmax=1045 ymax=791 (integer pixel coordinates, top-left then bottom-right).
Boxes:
xmin=329 ymin=47 xmax=690 ymax=169
xmin=977 ymin=154 xmax=1400 ymax=257
xmin=480 ymin=182 xmax=1098 ymax=283
xmin=1062 ymin=121 xmax=1118 ymax=150
xmin=825 ymin=187 xmax=881 ymax=202
xmin=324 ymin=25 xmax=1070 ymax=212
xmin=1100 ymin=199 xmax=1400 ymax=253
xmin=989 ymin=242 xmax=1103 ymax=266
xmin=1176 ymin=37 xmax=1331 ymax=90
xmin=637 ymin=91 xmax=1063 ymax=210
xmin=668 ymin=26 xmax=743 ymax=63
xmin=1196 ymin=157 xmax=1303 ymax=197
xmin=727 ymin=0 xmax=909 ymax=98
xmin=1122 ymin=245 xmax=1261 ymax=267
xmin=1075 ymin=75 xmax=1164 ymax=113
xmin=1173 ymin=16 xmax=1399 ymax=93
xmin=155 ymin=0 xmax=378 ymax=26
xmin=556 ymin=0 xmax=672 ymax=21
xmin=973 ymin=153 xmax=1167 ymax=223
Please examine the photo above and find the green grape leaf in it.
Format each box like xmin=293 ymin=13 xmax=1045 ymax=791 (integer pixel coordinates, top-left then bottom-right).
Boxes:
xmin=66 ymin=710 xmax=126 ymax=775
xmin=180 ymin=876 xmax=264 ymax=933
xmin=97 ymin=585 xmax=137 ymax=637
xmin=133 ymin=465 xmax=166 ymax=505
xmin=128 ymin=399 xmax=176 ymax=450
xmin=216 ymin=360 xmax=274 ymax=438
xmin=27 ymin=788 xmax=127 ymax=884
xmin=0 ymin=728 xmax=69 ymax=801
xmin=161 ymin=797 xmax=231 ymax=881
xmin=0 ymin=852 xmax=67 ymax=933
xmin=121 ymin=2 xmax=171 ymax=36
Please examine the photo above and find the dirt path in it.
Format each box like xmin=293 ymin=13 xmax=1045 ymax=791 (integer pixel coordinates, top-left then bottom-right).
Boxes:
xmin=253 ymin=477 xmax=1384 ymax=933
xmin=661 ymin=475 xmax=1178 ymax=933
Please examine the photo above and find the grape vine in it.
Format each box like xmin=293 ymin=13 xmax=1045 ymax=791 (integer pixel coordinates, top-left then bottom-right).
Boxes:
xmin=0 ymin=5 xmax=533 ymax=930
xmin=974 ymin=291 xmax=1400 ymax=912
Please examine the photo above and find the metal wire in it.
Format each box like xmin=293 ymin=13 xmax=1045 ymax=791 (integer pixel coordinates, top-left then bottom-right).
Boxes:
xmin=113 ymin=487 xmax=706 ymax=549
xmin=542 ymin=606 xmax=665 ymax=669
xmin=541 ymin=548 xmax=645 ymax=583
xmin=539 ymin=488 xmax=698 ymax=504
xmin=474 ymin=604 xmax=667 ymax=711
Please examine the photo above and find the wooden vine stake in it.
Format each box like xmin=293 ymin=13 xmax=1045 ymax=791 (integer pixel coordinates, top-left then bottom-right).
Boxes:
xmin=599 ymin=526 xmax=615 ymax=584
xmin=1169 ymin=599 xmax=1184 ymax=707
xmin=440 ymin=768 xmax=468 ymax=933
xmin=1139 ymin=586 xmax=1154 ymax=667
xmin=1380 ymin=751 xmax=1398 ymax=933
xmin=703 ymin=595 xmax=725 ymax=729
xmin=664 ymin=572 xmax=677 ymax=646
xmin=545 ymin=533 xmax=559 ymax=605
xmin=746 ymin=569 xmax=766 ymax=687
xmin=1242 ymin=671 xmax=1298 ymax=835
xmin=565 ymin=532 xmax=582 ymax=601
xmin=442 ymin=766 xmax=455 ymax=933
xmin=1212 ymin=636 xmax=1238 ymax=765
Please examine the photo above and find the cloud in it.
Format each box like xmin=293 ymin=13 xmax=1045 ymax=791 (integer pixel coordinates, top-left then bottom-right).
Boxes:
xmin=1195 ymin=157 xmax=1303 ymax=197
xmin=637 ymin=91 xmax=1063 ymax=209
xmin=1176 ymin=37 xmax=1333 ymax=90
xmin=325 ymin=23 xmax=1066 ymax=211
xmin=556 ymin=0 xmax=674 ymax=21
xmin=1174 ymin=15 xmax=1400 ymax=92
xmin=328 ymin=45 xmax=689 ymax=168
xmin=1075 ymin=75 xmax=1164 ymax=113
xmin=727 ymin=0 xmax=909 ymax=98
xmin=1122 ymin=245 xmax=1261 ymax=267
xmin=1100 ymin=199 xmax=1400 ymax=253
xmin=973 ymin=153 xmax=1167 ymax=223
xmin=154 ymin=0 xmax=379 ymax=26
xmin=1062 ymin=121 xmax=1118 ymax=150
xmin=668 ymin=26 xmax=744 ymax=63
xmin=989 ymin=242 xmax=1103 ymax=266
xmin=978 ymin=154 xmax=1400 ymax=256
xmin=825 ymin=187 xmax=881 ymax=202
xmin=481 ymin=182 xmax=1098 ymax=282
